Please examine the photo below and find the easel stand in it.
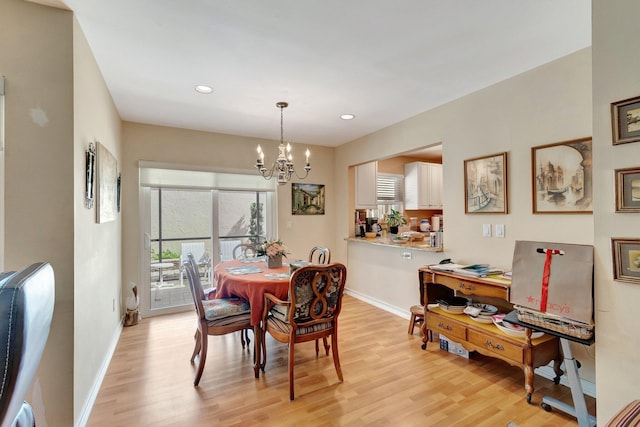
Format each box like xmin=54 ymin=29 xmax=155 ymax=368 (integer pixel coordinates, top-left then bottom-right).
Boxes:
xmin=541 ymin=338 xmax=596 ymax=427
xmin=504 ymin=311 xmax=596 ymax=427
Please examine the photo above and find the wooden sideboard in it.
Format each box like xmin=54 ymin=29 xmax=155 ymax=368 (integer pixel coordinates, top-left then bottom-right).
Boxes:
xmin=419 ymin=267 xmax=562 ymax=403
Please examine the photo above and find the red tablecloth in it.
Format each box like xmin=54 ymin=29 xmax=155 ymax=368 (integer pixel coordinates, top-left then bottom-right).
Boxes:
xmin=213 ymin=259 xmax=290 ymax=325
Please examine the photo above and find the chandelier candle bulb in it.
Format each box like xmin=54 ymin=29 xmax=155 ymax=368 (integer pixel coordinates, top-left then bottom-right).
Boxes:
xmin=305 ymin=149 xmax=310 ymax=163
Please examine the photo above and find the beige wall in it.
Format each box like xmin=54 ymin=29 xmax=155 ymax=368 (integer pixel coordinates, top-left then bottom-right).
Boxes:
xmin=592 ymin=0 xmax=640 ymax=420
xmin=121 ymin=122 xmax=337 ymax=314
xmin=1 ymin=0 xmax=75 ymax=425
xmin=336 ymin=48 xmax=596 ymax=383
xmin=72 ymin=16 xmax=123 ymax=423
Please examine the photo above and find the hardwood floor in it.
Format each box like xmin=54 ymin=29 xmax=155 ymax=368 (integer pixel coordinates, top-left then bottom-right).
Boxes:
xmin=88 ymin=295 xmax=595 ymax=426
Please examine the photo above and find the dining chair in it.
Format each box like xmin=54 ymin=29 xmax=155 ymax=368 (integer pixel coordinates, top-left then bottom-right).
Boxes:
xmin=233 ymin=242 xmax=261 ymax=259
xmin=308 ymin=246 xmax=331 ymax=264
xmin=179 ymin=241 xmax=210 ymax=286
xmin=182 ymin=260 xmax=253 ymax=386
xmin=308 ymin=246 xmax=331 ymax=354
xmin=260 ymin=263 xmax=347 ymax=400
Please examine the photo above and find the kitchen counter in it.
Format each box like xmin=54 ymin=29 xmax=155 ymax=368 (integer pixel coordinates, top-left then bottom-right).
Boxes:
xmin=346 ymin=236 xmax=443 ymax=252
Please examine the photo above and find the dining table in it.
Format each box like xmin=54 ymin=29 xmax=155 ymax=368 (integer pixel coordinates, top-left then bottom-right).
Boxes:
xmin=213 ymin=257 xmax=291 ymax=377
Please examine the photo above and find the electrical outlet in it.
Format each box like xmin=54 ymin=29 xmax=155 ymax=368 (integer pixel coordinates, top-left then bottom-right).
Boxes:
xmin=402 ymin=251 xmax=412 ymax=260
xmin=482 ymin=224 xmax=492 ymax=237
xmin=496 ymin=224 xmax=505 ymax=238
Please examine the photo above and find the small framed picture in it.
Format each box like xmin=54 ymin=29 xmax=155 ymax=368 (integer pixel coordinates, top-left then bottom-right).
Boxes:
xmin=612 ymin=238 xmax=640 ymax=284
xmin=615 ymin=167 xmax=640 ymax=212
xmin=611 ymin=95 xmax=640 ymax=145
xmin=463 ymin=152 xmax=508 ymax=214
xmin=531 ymin=137 xmax=592 ymax=214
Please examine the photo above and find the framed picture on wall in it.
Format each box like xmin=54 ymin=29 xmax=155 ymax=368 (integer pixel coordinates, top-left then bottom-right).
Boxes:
xmin=612 ymin=238 xmax=640 ymax=284
xmin=292 ymin=183 xmax=325 ymax=215
xmin=463 ymin=152 xmax=508 ymax=214
xmin=615 ymin=167 xmax=640 ymax=212
xmin=531 ymin=137 xmax=592 ymax=214
xmin=96 ymin=142 xmax=119 ymax=223
xmin=612 ymin=95 xmax=640 ymax=145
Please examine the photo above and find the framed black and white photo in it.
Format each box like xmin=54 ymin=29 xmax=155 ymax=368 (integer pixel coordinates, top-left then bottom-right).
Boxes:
xmin=612 ymin=95 xmax=640 ymax=145
xmin=615 ymin=167 xmax=640 ymax=212
xmin=85 ymin=143 xmax=95 ymax=209
xmin=612 ymin=238 xmax=640 ymax=284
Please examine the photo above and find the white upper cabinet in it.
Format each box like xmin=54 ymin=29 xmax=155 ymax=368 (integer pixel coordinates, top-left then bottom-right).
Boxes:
xmin=355 ymin=161 xmax=377 ymax=208
xmin=404 ymin=162 xmax=443 ymax=209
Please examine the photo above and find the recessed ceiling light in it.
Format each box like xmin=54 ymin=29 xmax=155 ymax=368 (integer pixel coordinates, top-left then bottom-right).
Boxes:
xmin=340 ymin=113 xmax=355 ymax=120
xmin=194 ymin=85 xmax=213 ymax=94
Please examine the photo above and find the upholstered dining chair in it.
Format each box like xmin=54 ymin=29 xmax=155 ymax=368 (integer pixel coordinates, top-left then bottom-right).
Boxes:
xmin=308 ymin=246 xmax=331 ymax=264
xmin=308 ymin=246 xmax=331 ymax=354
xmin=182 ymin=260 xmax=252 ymax=386
xmin=260 ymin=263 xmax=347 ymax=400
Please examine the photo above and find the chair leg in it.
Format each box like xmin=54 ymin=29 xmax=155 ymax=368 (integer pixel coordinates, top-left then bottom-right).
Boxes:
xmin=331 ymin=333 xmax=343 ymax=382
xmin=315 ymin=339 xmax=319 ymax=356
xmin=408 ymin=315 xmax=416 ymax=335
xmin=194 ymin=331 xmax=207 ymax=386
xmin=323 ymin=337 xmax=330 ymax=355
xmin=240 ymin=330 xmax=246 ymax=348
xmin=288 ymin=340 xmax=296 ymax=401
xmin=191 ymin=329 xmax=201 ymax=363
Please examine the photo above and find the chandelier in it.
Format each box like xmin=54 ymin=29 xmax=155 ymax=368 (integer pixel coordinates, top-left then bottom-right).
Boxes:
xmin=255 ymin=102 xmax=311 ymax=185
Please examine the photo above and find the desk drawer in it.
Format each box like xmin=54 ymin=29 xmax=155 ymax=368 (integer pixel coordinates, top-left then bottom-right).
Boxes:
xmin=427 ymin=313 xmax=466 ymax=341
xmin=467 ymin=329 xmax=522 ymax=363
xmin=432 ymin=274 xmax=509 ymax=300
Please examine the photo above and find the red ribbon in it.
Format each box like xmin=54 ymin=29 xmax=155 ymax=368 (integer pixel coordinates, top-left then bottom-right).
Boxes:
xmin=540 ymin=249 xmax=561 ymax=312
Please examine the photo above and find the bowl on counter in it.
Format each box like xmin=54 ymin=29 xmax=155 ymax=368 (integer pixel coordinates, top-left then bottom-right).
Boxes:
xmin=365 ymin=232 xmax=377 ymax=239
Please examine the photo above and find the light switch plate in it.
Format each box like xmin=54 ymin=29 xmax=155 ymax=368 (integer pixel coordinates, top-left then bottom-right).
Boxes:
xmin=496 ymin=224 xmax=505 ymax=238
xmin=482 ymin=224 xmax=492 ymax=237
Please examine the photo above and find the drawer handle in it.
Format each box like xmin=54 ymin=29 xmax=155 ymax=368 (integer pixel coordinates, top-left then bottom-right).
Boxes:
xmin=459 ymin=282 xmax=475 ymax=291
xmin=438 ymin=322 xmax=453 ymax=331
xmin=484 ymin=340 xmax=505 ymax=351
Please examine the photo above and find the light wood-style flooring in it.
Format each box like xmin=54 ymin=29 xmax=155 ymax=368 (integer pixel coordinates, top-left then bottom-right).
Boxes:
xmin=88 ymin=295 xmax=595 ymax=426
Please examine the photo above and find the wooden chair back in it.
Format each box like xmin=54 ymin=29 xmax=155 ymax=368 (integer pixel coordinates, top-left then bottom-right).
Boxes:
xmin=289 ymin=263 xmax=346 ymax=327
xmin=233 ymin=242 xmax=261 ymax=259
xmin=308 ymin=246 xmax=331 ymax=265
xmin=182 ymin=258 xmax=206 ymax=321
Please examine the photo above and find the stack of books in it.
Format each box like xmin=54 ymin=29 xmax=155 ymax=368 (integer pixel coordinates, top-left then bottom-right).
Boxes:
xmin=429 ymin=263 xmax=504 ymax=278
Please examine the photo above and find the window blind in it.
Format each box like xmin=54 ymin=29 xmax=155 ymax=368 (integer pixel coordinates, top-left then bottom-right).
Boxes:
xmin=377 ymin=173 xmax=404 ymax=204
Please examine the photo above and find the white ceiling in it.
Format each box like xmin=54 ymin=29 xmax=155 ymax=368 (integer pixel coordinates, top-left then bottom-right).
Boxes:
xmin=57 ymin=0 xmax=591 ymax=147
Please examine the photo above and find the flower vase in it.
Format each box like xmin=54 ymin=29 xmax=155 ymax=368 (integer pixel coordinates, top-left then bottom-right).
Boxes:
xmin=267 ymin=254 xmax=283 ymax=269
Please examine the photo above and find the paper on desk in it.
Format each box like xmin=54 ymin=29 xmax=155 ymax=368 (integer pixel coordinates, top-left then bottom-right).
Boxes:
xmin=239 ymin=256 xmax=266 ymax=263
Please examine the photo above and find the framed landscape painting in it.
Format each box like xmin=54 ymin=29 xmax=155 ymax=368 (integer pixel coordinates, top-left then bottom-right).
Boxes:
xmin=531 ymin=137 xmax=592 ymax=214
xmin=464 ymin=152 xmax=508 ymax=214
xmin=292 ymin=183 xmax=325 ymax=215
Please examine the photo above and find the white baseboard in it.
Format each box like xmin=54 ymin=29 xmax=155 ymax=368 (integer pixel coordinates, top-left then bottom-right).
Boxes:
xmin=76 ymin=320 xmax=123 ymax=427
xmin=345 ymin=288 xmax=410 ymax=319
xmin=346 ymin=288 xmax=596 ymax=398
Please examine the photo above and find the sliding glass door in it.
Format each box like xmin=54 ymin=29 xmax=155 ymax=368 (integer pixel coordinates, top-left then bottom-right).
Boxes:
xmin=141 ymin=185 xmax=275 ymax=316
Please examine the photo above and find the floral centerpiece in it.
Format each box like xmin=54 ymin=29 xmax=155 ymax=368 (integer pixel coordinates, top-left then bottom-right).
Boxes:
xmin=260 ymin=238 xmax=289 ymax=268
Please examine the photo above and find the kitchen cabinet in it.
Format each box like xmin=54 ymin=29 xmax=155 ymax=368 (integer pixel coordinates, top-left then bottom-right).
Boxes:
xmin=355 ymin=161 xmax=377 ymax=208
xmin=404 ymin=162 xmax=442 ymax=209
